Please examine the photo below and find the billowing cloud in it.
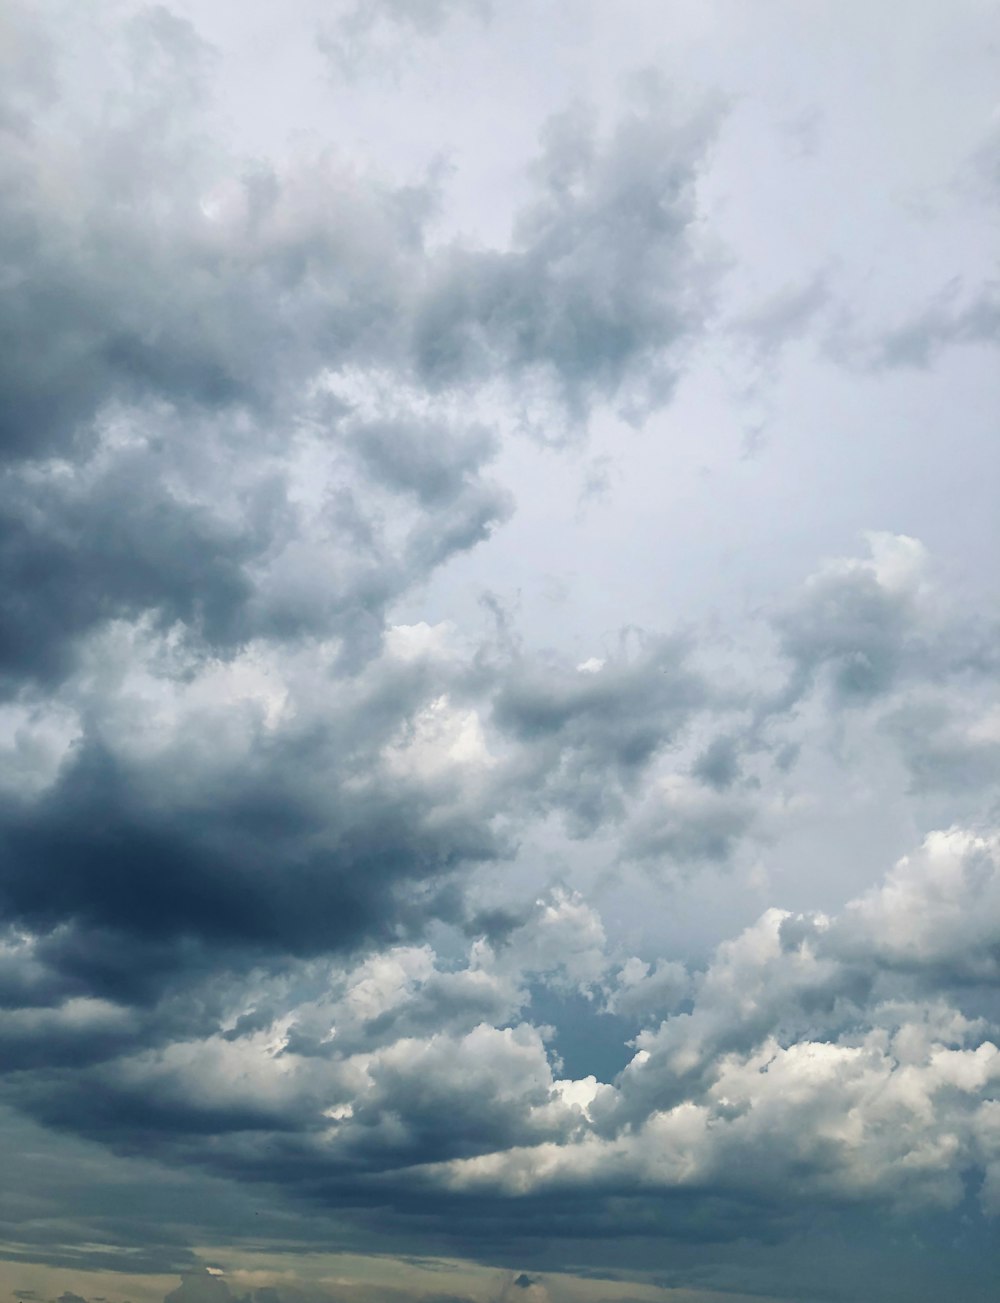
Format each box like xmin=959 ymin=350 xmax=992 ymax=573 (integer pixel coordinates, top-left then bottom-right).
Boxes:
xmin=1 ymin=2 xmax=999 ymax=1301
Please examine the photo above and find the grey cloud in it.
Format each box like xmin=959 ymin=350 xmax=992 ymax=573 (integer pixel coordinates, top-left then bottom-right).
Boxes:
xmin=322 ymin=1022 xmax=575 ymax=1169
xmin=875 ymin=285 xmax=1000 ymax=370
xmin=0 ymin=438 xmax=274 ymax=686
xmin=754 ymin=535 xmax=1000 ymax=823
xmin=822 ymin=275 xmax=1000 ymax=375
xmin=350 ymin=0 xmax=490 ymax=40
xmin=604 ymin=958 xmax=689 ymax=1024
xmin=5 ymin=829 xmax=998 ymax=1248
xmin=318 ymin=0 xmax=492 ymax=77
xmin=492 ymin=635 xmax=708 ymax=834
xmin=771 ymin=532 xmax=928 ymax=705
xmin=2 ymin=2 xmax=999 ymax=1288
xmin=690 ymin=734 xmax=742 ymax=790
xmin=0 ymin=7 xmax=713 ymax=703
xmin=6 ymin=3 xmax=715 ymax=467
xmin=0 ymin=5 xmax=506 ymax=684
xmin=760 ymin=539 xmax=981 ymax=715
xmin=0 ymin=19 xmax=428 ymax=464
xmin=413 ymin=92 xmax=719 ymax=426
xmin=882 ymin=695 xmax=1000 ymax=798
xmin=732 ymin=273 xmax=830 ymax=361
xmin=620 ymin=777 xmax=756 ymax=869
xmin=165 ymin=1275 xmax=232 ymax=1303
xmin=350 ymin=419 xmax=499 ymax=507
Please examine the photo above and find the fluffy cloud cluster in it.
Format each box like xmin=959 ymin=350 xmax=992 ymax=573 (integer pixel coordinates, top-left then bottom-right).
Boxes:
xmin=1 ymin=1 xmax=999 ymax=1292
xmin=0 ymin=0 xmax=723 ymax=997
xmin=4 ymin=831 xmax=1000 ymax=1255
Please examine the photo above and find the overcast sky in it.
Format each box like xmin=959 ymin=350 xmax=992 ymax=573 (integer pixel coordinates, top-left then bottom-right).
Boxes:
xmin=1 ymin=3 xmax=999 ymax=1302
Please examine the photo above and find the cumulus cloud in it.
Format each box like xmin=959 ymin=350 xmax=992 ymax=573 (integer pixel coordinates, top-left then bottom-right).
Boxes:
xmin=4 ymin=825 xmax=1000 ymax=1258
xmin=0 ymin=0 xmax=720 ymax=980
xmin=1 ymin=2 xmax=999 ymax=1297
xmin=771 ymin=531 xmax=933 ymax=705
xmin=0 ymin=0 xmax=715 ymax=695
xmin=0 ymin=5 xmax=730 ymax=1018
xmin=414 ymin=833 xmax=1000 ymax=1228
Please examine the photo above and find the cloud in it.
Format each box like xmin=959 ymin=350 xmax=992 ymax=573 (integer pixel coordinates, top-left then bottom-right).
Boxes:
xmin=0 ymin=4 xmax=512 ymax=686
xmin=621 ymin=775 xmax=756 ymax=869
xmin=492 ymin=634 xmax=709 ymax=835
xmin=0 ymin=3 xmax=998 ymax=1293
xmin=412 ymin=89 xmax=720 ymax=428
xmin=731 ymin=274 xmax=831 ymax=363
xmin=771 ymin=531 xmax=931 ymax=705
xmin=0 ymin=525 xmax=996 ymax=1071
xmin=4 ymin=818 xmax=1000 ymax=1260
xmin=318 ymin=0 xmax=493 ymax=77
xmin=873 ymin=285 xmax=1000 ymax=370
xmin=164 ymin=1277 xmax=232 ymax=1303
xmin=836 ymin=828 xmax=1000 ymax=981
xmin=0 ymin=3 xmax=717 ymax=711
xmin=0 ymin=2 xmax=726 ymax=1013
xmin=416 ymin=835 xmax=1000 ymax=1228
xmin=0 ymin=631 xmax=510 ymax=979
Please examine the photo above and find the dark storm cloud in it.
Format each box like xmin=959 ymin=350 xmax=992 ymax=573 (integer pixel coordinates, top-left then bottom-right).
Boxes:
xmin=0 ymin=689 xmax=501 ymax=965
xmin=5 ymin=832 xmax=999 ymax=1261
xmin=0 ymin=997 xmax=137 ymax=1072
xmin=0 ymin=446 xmax=273 ymax=686
xmin=2 ymin=4 xmax=999 ymax=1296
xmin=0 ymin=614 xmax=711 ymax=998
xmin=0 ymin=928 xmax=79 ymax=1010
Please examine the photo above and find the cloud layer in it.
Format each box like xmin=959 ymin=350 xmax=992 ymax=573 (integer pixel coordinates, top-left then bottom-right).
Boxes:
xmin=1 ymin=3 xmax=999 ymax=1302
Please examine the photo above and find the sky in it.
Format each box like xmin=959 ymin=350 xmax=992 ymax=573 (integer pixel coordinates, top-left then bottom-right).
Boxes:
xmin=1 ymin=2 xmax=999 ymax=1301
